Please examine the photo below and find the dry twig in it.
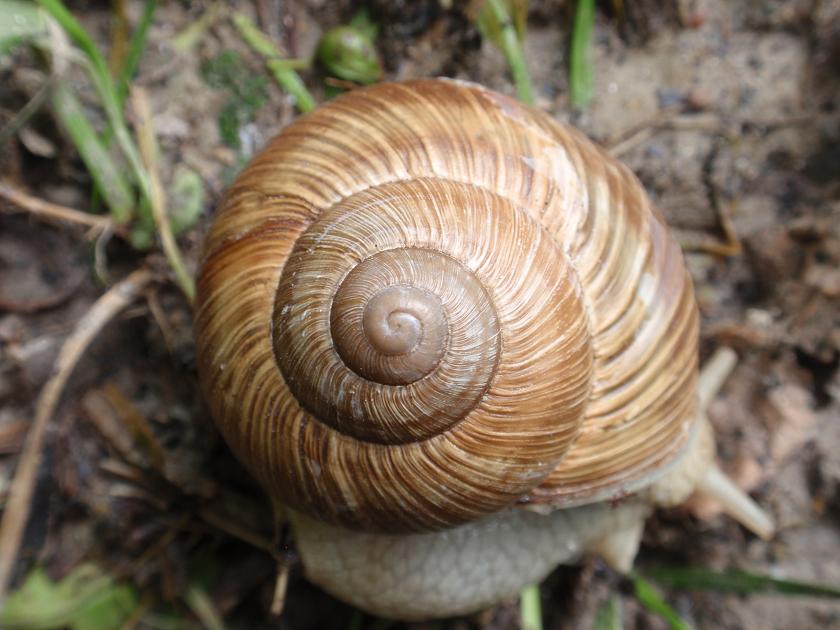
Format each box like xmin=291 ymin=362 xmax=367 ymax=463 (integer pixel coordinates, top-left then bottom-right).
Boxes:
xmin=0 ymin=268 xmax=154 ymax=599
xmin=130 ymin=87 xmax=196 ymax=303
xmin=198 ymin=507 xmax=274 ymax=554
xmin=677 ymin=199 xmax=742 ymax=256
xmin=270 ymin=561 xmax=290 ymax=615
xmin=0 ymin=180 xmax=117 ymax=238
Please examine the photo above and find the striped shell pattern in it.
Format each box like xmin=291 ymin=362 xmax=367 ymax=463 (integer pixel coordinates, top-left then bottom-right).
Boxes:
xmin=194 ymin=79 xmax=700 ymax=533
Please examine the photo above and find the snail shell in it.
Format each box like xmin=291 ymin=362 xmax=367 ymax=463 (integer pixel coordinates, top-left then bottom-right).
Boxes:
xmin=194 ymin=78 xmax=699 ymax=534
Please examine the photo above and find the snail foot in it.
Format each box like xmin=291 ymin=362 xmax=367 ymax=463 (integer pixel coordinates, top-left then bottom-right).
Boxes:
xmin=586 ymin=504 xmax=650 ymax=573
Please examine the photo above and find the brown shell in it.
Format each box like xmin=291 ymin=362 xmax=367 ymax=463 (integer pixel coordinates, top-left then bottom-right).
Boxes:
xmin=194 ymin=79 xmax=699 ymax=533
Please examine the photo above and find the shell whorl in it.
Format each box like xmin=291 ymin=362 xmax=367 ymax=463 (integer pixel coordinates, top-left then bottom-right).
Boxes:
xmin=195 ymin=79 xmax=699 ymax=532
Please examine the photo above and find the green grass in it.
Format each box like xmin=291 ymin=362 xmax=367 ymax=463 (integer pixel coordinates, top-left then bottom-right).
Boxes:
xmin=8 ymin=0 xmax=199 ymax=296
xmin=569 ymin=0 xmax=596 ymax=109
xmin=594 ymin=594 xmax=622 ymax=630
xmin=36 ymin=0 xmax=149 ymax=179
xmin=116 ymin=0 xmax=157 ymax=105
xmin=50 ymin=82 xmax=134 ymax=223
xmin=631 ymin=573 xmax=694 ymax=630
xmin=520 ymin=583 xmax=543 ymax=630
xmin=37 ymin=0 xmax=151 ymax=223
xmin=475 ymin=0 xmax=535 ymax=105
xmin=645 ymin=566 xmax=840 ymax=599
xmin=232 ymin=12 xmax=315 ymax=112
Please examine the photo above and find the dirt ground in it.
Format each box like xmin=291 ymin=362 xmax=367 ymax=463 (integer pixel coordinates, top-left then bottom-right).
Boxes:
xmin=1 ymin=0 xmax=839 ymax=628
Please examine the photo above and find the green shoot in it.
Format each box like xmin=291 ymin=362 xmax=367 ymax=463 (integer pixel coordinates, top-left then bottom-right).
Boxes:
xmin=171 ymin=2 xmax=224 ymax=52
xmin=631 ymin=573 xmax=693 ymax=630
xmin=183 ymin=584 xmax=227 ymax=630
xmin=36 ymin=0 xmax=152 ymax=221
xmin=520 ymin=583 xmax=543 ymax=630
xmin=50 ymin=82 xmax=134 ymax=223
xmin=116 ymin=0 xmax=157 ymax=105
xmin=232 ymin=12 xmax=316 ymax=112
xmin=645 ymin=566 xmax=840 ymax=599
xmin=475 ymin=0 xmax=535 ymax=105
xmin=569 ymin=0 xmax=595 ymax=109
xmin=594 ymin=593 xmax=623 ymax=630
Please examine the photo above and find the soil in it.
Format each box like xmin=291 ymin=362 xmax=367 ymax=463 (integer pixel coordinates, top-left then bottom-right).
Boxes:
xmin=0 ymin=0 xmax=838 ymax=628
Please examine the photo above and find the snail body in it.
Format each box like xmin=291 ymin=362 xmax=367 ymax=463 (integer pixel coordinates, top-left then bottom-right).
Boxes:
xmin=195 ymin=79 xmax=772 ymax=619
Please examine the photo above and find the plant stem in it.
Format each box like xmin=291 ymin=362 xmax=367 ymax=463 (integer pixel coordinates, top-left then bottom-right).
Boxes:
xmin=232 ymin=12 xmax=316 ymax=112
xmin=631 ymin=573 xmax=693 ymax=630
xmin=569 ymin=0 xmax=595 ymax=109
xmin=644 ymin=566 xmax=840 ymax=599
xmin=520 ymin=583 xmax=543 ymax=630
xmin=482 ymin=0 xmax=534 ymax=105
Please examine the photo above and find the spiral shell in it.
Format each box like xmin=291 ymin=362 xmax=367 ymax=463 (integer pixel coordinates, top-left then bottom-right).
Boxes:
xmin=194 ymin=79 xmax=699 ymax=533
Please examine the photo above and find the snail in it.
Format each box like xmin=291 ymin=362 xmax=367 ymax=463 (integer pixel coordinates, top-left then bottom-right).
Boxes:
xmin=194 ymin=79 xmax=774 ymax=620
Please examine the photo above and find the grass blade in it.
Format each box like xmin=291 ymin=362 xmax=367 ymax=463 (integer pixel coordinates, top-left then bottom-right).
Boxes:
xmin=631 ymin=573 xmax=693 ymax=630
xmin=0 ymin=0 xmax=48 ymax=55
xmin=476 ymin=0 xmax=535 ymax=105
xmin=116 ymin=0 xmax=157 ymax=105
xmin=183 ymin=584 xmax=226 ymax=630
xmin=36 ymin=0 xmax=112 ymax=95
xmin=569 ymin=0 xmax=595 ymax=109
xmin=50 ymin=81 xmax=134 ymax=222
xmin=266 ymin=59 xmax=317 ymax=110
xmin=645 ymin=567 xmax=840 ymax=599
xmin=171 ymin=2 xmax=223 ymax=52
xmin=0 ymin=77 xmax=53 ymax=144
xmin=520 ymin=583 xmax=542 ymax=630
xmin=37 ymin=0 xmax=153 ymax=218
xmin=594 ymin=593 xmax=623 ymax=630
xmin=232 ymin=12 xmax=315 ymax=112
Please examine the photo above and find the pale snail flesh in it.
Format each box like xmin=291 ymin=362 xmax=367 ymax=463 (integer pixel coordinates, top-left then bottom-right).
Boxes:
xmin=194 ymin=79 xmax=774 ymax=620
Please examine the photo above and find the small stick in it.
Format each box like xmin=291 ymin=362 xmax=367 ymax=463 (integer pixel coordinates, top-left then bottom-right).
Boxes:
xmin=0 ymin=180 xmax=116 ymax=235
xmin=171 ymin=2 xmax=224 ymax=53
xmin=679 ymin=235 xmax=742 ymax=257
xmin=0 ymin=79 xmax=54 ymax=146
xmin=606 ymin=106 xmax=682 ymax=157
xmin=130 ymin=86 xmax=196 ymax=303
xmin=0 ymin=268 xmax=153 ymax=599
xmin=270 ymin=560 xmax=291 ymax=616
xmin=269 ymin=496 xmax=293 ymax=615
xmin=183 ymin=583 xmax=227 ymax=630
xmin=197 ymin=508 xmax=275 ymax=554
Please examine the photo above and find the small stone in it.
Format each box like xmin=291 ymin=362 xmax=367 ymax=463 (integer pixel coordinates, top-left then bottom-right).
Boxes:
xmin=685 ymin=87 xmax=714 ymax=111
